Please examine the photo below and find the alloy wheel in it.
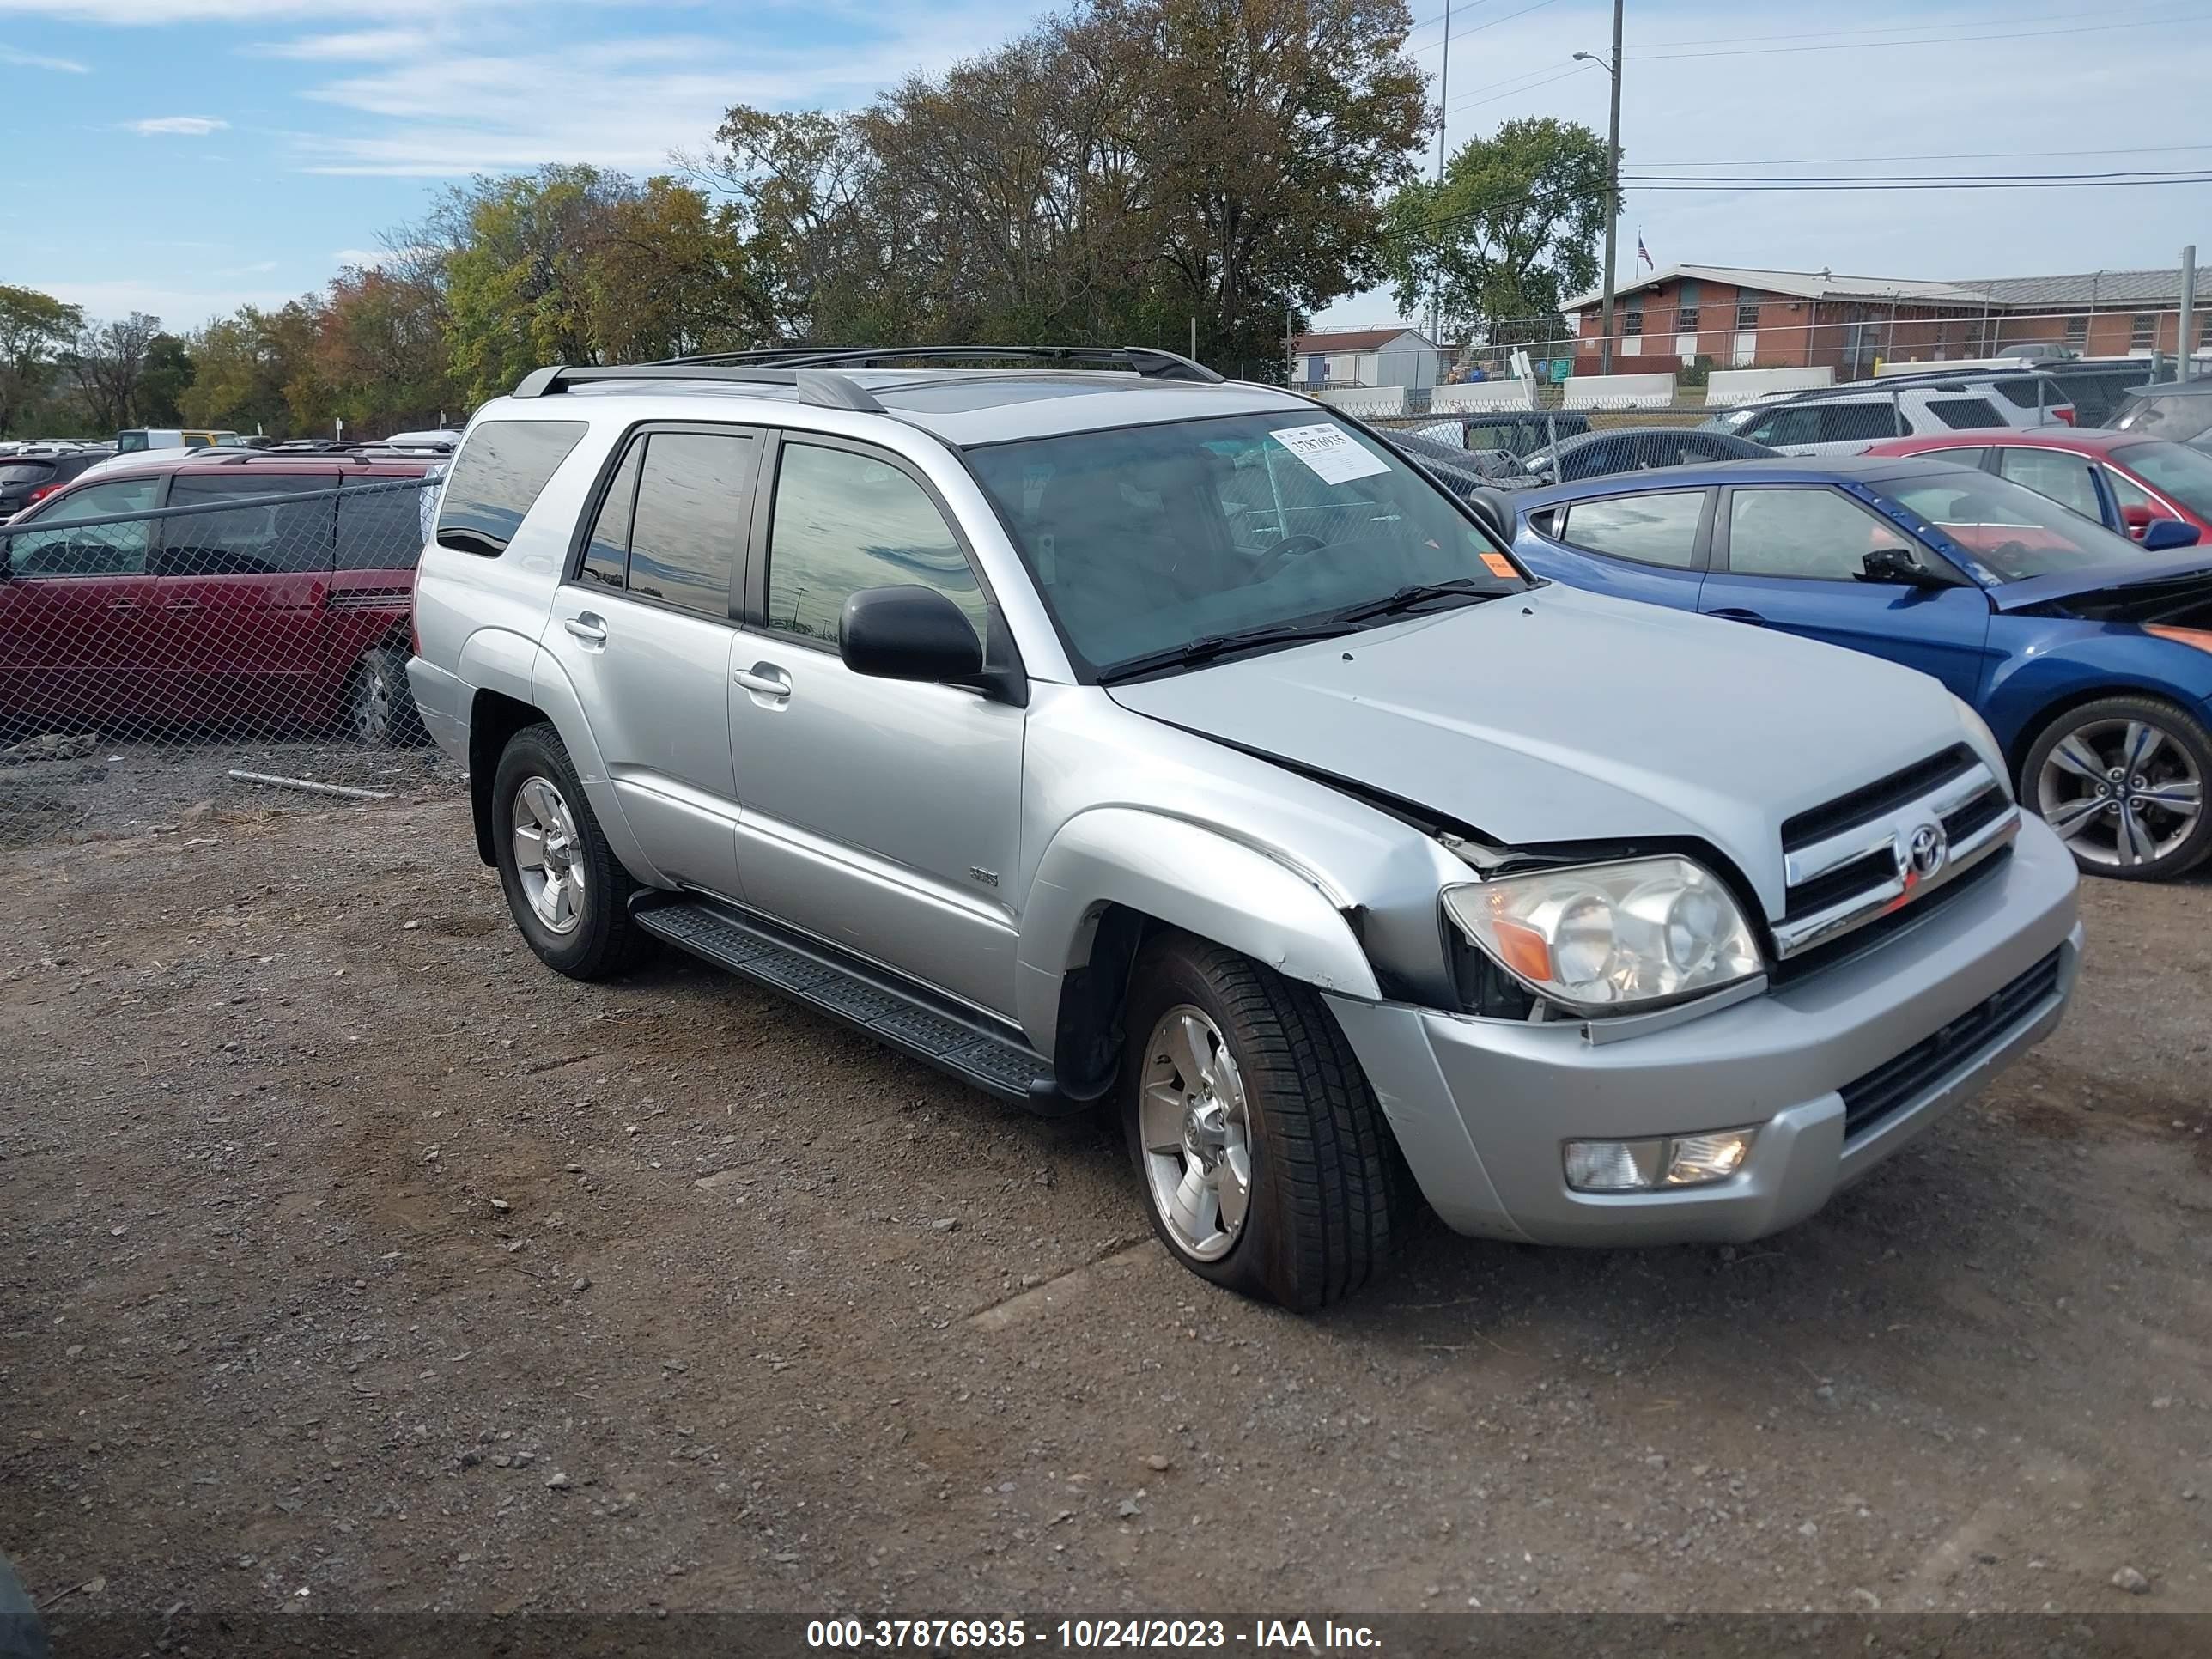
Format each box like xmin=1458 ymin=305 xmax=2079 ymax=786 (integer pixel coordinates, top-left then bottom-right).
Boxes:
xmin=1138 ymin=1005 xmax=1253 ymax=1262
xmin=2036 ymin=715 xmax=2203 ymax=870
xmin=511 ymin=775 xmax=587 ymax=934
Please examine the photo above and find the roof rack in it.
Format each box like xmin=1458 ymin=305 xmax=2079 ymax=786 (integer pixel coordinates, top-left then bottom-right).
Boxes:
xmin=512 ymin=362 xmax=884 ymax=410
xmin=656 ymin=343 xmax=1224 ymax=385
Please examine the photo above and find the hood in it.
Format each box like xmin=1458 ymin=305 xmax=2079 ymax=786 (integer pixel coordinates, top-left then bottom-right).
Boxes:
xmin=1990 ymin=553 xmax=2212 ymax=615
xmin=1108 ymin=585 xmax=1976 ymax=921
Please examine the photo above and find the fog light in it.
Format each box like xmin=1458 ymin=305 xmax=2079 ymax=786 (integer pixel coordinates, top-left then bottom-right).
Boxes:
xmin=1663 ymin=1130 xmax=1756 ymax=1187
xmin=1564 ymin=1138 xmax=1664 ymax=1192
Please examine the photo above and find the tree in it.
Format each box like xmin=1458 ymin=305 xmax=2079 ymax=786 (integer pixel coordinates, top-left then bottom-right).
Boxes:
xmin=586 ymin=178 xmax=764 ymax=361
xmin=315 ymin=265 xmax=457 ymax=432
xmin=1377 ymin=118 xmax=1611 ymax=343
xmin=138 ymin=334 xmax=194 ymax=427
xmin=183 ymin=301 xmax=325 ymax=435
xmin=63 ymin=313 xmax=164 ymax=432
xmin=0 ymin=283 xmax=84 ymax=436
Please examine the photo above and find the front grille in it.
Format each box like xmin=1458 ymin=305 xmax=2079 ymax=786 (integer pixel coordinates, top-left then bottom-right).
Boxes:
xmin=1838 ymin=948 xmax=2063 ymax=1139
xmin=1774 ymin=745 xmax=2019 ymax=966
xmin=1773 ymin=847 xmax=2008 ymax=984
xmin=1782 ymin=744 xmax=1976 ymax=851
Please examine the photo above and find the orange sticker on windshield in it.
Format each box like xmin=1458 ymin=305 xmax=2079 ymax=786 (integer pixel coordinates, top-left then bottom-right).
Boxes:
xmin=1480 ymin=551 xmax=1517 ymax=579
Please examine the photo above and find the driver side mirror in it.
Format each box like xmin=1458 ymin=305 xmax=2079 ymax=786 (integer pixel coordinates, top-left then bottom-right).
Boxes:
xmin=1466 ymin=488 xmax=1514 ymax=544
xmin=1861 ymin=546 xmax=1944 ymax=586
xmin=2141 ymin=517 xmax=2203 ymax=553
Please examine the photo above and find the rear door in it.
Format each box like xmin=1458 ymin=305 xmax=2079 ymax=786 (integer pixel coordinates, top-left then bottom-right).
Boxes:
xmin=1518 ymin=487 xmax=1711 ymax=610
xmin=328 ymin=474 xmax=430 ymax=699
xmin=1698 ymin=483 xmax=1996 ymax=699
xmin=153 ymin=471 xmax=338 ymax=732
xmin=0 ymin=477 xmax=163 ymax=735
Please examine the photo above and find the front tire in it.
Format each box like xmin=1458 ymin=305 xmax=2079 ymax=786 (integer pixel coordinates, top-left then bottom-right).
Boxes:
xmin=490 ymin=722 xmax=650 ymax=978
xmin=2021 ymin=696 xmax=2212 ymax=881
xmin=1121 ymin=933 xmax=1416 ymax=1312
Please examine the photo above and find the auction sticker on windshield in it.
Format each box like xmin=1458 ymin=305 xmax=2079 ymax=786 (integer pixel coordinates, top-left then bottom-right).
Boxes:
xmin=1270 ymin=422 xmax=1391 ymax=485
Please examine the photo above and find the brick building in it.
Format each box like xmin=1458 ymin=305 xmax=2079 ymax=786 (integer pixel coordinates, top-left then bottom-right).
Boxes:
xmin=1559 ymin=263 xmax=2210 ymax=375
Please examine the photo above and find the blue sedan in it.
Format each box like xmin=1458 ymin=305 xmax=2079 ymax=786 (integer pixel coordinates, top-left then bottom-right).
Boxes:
xmin=1506 ymin=456 xmax=2212 ymax=880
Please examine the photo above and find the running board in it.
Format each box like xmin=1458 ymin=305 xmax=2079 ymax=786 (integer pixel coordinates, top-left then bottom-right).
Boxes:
xmin=631 ymin=896 xmax=1082 ymax=1115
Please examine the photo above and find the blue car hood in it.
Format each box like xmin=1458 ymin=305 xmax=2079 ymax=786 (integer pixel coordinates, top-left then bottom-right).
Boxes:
xmin=1989 ymin=553 xmax=2212 ymax=613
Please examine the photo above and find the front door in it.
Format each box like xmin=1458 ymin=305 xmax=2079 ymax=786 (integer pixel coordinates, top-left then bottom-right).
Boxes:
xmin=538 ymin=425 xmax=761 ymax=900
xmin=0 ymin=477 xmax=163 ymax=736
xmin=1702 ymin=483 xmax=1996 ymax=700
xmin=727 ymin=435 xmax=1024 ymax=1016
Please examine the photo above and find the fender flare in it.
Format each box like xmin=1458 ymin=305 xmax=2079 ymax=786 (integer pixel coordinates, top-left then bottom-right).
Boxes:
xmin=522 ymin=644 xmax=665 ymax=886
xmin=1015 ymin=807 xmax=1381 ymax=1054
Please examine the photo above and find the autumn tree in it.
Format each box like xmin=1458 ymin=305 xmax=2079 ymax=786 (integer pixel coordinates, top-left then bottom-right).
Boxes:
xmin=63 ymin=313 xmax=166 ymax=431
xmin=586 ymin=178 xmax=764 ymax=361
xmin=183 ymin=301 xmax=325 ymax=435
xmin=315 ymin=265 xmax=458 ymax=431
xmin=1378 ymin=118 xmax=1611 ymax=342
xmin=0 ymin=284 xmax=86 ymax=436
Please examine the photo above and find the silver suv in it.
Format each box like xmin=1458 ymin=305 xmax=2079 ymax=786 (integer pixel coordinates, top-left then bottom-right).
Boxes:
xmin=409 ymin=347 xmax=2083 ymax=1310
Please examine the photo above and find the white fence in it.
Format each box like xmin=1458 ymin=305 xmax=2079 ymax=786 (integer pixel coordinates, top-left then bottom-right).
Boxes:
xmin=1705 ymin=367 xmax=1835 ymax=406
xmin=1316 ymin=386 xmax=1409 ymax=416
xmin=1428 ymin=380 xmax=1538 ymax=414
xmin=1560 ymin=373 xmax=1676 ymax=410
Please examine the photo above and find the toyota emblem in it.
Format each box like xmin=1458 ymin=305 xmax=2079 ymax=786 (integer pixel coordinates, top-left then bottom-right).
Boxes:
xmin=1907 ymin=823 xmax=1948 ymax=880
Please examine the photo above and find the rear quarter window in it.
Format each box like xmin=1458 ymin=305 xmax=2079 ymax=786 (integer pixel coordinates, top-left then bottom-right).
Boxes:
xmin=1926 ymin=398 xmax=2006 ymax=431
xmin=434 ymin=420 xmax=587 ymax=556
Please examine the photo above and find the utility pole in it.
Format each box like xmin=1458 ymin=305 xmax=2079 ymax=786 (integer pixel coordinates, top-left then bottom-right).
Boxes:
xmin=2179 ymin=245 xmax=2197 ymax=383
xmin=1579 ymin=0 xmax=1624 ymax=374
xmin=1428 ymin=0 xmax=1453 ymax=349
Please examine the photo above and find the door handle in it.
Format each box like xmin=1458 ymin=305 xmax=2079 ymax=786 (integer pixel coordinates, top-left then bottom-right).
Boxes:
xmin=104 ymin=598 xmax=138 ymax=611
xmin=562 ymin=613 xmax=608 ymax=645
xmin=732 ymin=663 xmax=792 ymax=700
xmin=163 ymin=597 xmax=201 ymax=611
xmin=1709 ymin=607 xmax=1767 ymax=627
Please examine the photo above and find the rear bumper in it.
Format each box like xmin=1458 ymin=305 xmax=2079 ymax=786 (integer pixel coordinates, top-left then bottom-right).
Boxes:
xmin=406 ymin=656 xmax=468 ymax=766
xmin=1326 ymin=813 xmax=2081 ymax=1246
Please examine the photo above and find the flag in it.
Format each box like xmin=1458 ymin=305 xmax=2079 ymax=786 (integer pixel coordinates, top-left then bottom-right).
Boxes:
xmin=1636 ymin=235 xmax=1654 ymax=271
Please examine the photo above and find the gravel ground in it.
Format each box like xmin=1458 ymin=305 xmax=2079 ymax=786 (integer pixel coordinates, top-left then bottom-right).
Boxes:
xmin=3 ymin=793 xmax=2209 ymax=1637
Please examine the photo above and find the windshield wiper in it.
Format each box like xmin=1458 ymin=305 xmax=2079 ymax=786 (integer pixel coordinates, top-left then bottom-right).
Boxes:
xmin=1097 ymin=620 xmax=1358 ymax=684
xmin=1332 ymin=578 xmax=1508 ymax=625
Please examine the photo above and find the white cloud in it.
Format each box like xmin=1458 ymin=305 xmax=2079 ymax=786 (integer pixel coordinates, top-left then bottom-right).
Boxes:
xmin=126 ymin=116 xmax=230 ymax=136
xmin=331 ymin=247 xmax=392 ymax=268
xmin=28 ymin=276 xmax=295 ymax=331
xmin=251 ymin=27 xmax=428 ymax=61
xmin=0 ymin=43 xmax=87 ymax=70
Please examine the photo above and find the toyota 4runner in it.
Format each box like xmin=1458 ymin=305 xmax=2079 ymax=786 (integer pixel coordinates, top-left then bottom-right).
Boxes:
xmin=408 ymin=346 xmax=2083 ymax=1310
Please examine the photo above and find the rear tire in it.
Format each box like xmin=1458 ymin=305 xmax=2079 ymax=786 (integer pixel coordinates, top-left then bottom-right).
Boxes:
xmin=349 ymin=645 xmax=428 ymax=746
xmin=490 ymin=722 xmax=651 ymax=979
xmin=1120 ymin=932 xmax=1416 ymax=1312
xmin=2021 ymin=695 xmax=2212 ymax=881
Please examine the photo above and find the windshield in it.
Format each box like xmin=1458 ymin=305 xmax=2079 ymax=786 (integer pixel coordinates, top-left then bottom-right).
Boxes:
xmin=2117 ymin=440 xmax=2212 ymax=519
xmin=964 ymin=410 xmax=1525 ymax=678
xmin=1885 ymin=469 xmax=2147 ymax=581
xmin=2112 ymin=390 xmax=2212 ymax=446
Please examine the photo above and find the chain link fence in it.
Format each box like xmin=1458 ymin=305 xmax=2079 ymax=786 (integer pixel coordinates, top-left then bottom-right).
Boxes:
xmin=0 ymin=475 xmax=459 ymax=845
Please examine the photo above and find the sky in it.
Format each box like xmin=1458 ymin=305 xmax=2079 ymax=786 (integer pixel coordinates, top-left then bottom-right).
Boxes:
xmin=3 ymin=0 xmax=2209 ymax=337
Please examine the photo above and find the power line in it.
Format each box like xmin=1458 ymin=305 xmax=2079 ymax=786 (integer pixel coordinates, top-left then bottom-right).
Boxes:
xmin=1637 ymin=143 xmax=2212 ymax=167
xmin=1447 ymin=61 xmax=1596 ymax=112
xmin=1407 ymin=0 xmax=1566 ymax=57
xmin=1626 ymin=2 xmax=2171 ymax=51
xmin=1632 ymin=14 xmax=2197 ymax=62
xmin=1625 ymin=167 xmax=2212 ymax=184
xmin=1630 ymin=176 xmax=2212 ymax=191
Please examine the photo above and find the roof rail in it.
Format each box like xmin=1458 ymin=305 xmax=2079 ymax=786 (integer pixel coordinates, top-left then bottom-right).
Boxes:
xmin=655 ymin=343 xmax=1226 ymax=385
xmin=512 ymin=362 xmax=884 ymax=411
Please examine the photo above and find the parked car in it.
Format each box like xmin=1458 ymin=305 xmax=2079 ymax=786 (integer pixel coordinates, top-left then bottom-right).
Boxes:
xmin=1380 ymin=428 xmax=1540 ymax=495
xmin=2037 ymin=359 xmax=2158 ymax=428
xmin=408 ymin=345 xmax=2078 ymax=1310
xmin=1864 ymin=428 xmax=2212 ymax=545
xmin=1525 ymin=426 xmax=1778 ymax=483
xmin=1726 ymin=380 xmax=2071 ymax=458
xmin=2108 ymin=376 xmax=2212 ymax=453
xmin=1510 ymin=456 xmax=2212 ymax=879
xmin=1410 ymin=409 xmax=1590 ymax=459
xmin=0 ymin=446 xmax=437 ymax=743
xmin=113 ymin=427 xmax=246 ymax=453
xmin=0 ymin=445 xmax=111 ymax=516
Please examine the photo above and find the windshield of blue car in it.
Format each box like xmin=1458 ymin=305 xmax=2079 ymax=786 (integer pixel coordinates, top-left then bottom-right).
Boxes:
xmin=1884 ymin=469 xmax=2148 ymax=581
xmin=2116 ymin=440 xmax=2212 ymax=521
xmin=965 ymin=411 xmax=1526 ymax=678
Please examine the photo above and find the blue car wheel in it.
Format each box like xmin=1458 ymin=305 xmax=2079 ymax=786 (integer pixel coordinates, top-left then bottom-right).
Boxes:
xmin=2022 ymin=695 xmax=2212 ymax=881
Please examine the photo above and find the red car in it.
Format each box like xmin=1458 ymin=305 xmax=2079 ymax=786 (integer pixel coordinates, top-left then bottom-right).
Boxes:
xmin=1864 ymin=428 xmax=2212 ymax=547
xmin=0 ymin=446 xmax=435 ymax=743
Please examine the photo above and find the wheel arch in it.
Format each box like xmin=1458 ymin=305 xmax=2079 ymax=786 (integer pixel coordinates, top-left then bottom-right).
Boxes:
xmin=1996 ymin=677 xmax=2205 ymax=785
xmin=466 ymin=688 xmax=547 ymax=866
xmin=1015 ymin=808 xmax=1382 ymax=1081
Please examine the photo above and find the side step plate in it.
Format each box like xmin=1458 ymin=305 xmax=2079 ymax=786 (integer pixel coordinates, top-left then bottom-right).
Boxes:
xmin=632 ymin=897 xmax=1077 ymax=1113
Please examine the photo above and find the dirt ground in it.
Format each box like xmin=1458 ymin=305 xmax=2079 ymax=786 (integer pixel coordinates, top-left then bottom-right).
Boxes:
xmin=3 ymin=792 xmax=2209 ymax=1636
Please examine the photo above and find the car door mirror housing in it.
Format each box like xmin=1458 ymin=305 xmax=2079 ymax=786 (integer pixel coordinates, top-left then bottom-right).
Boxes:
xmin=1861 ymin=546 xmax=1945 ymax=586
xmin=1466 ymin=488 xmax=1514 ymax=543
xmin=840 ymin=584 xmax=988 ymax=687
xmin=2141 ymin=517 xmax=2203 ymax=553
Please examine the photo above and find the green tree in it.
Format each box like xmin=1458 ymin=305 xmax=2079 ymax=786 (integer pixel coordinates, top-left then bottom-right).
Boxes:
xmin=63 ymin=313 xmax=164 ymax=432
xmin=183 ymin=301 xmax=325 ymax=436
xmin=1378 ymin=118 xmax=1611 ymax=343
xmin=0 ymin=283 xmax=85 ymax=436
xmin=586 ymin=177 xmax=765 ymax=361
xmin=315 ymin=265 xmax=457 ymax=433
xmin=138 ymin=333 xmax=194 ymax=426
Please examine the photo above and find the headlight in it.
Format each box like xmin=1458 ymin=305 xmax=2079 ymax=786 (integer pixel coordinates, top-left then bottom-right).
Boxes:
xmin=1443 ymin=856 xmax=1765 ymax=1012
xmin=1949 ymin=695 xmax=2010 ymax=798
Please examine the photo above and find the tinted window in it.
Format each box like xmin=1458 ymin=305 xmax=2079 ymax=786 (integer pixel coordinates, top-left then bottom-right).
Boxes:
xmin=1996 ymin=447 xmax=2101 ymax=521
xmin=624 ymin=431 xmax=751 ymax=618
xmin=1926 ymin=398 xmax=2004 ymax=431
xmin=434 ymin=420 xmax=586 ymax=556
xmin=1727 ymin=488 xmax=1911 ymax=580
xmin=5 ymin=477 xmax=160 ymax=576
xmin=577 ymin=441 xmax=641 ymax=592
xmin=1814 ymin=403 xmax=1905 ymax=443
xmin=337 ymin=479 xmax=430 ymax=572
xmin=1560 ymin=492 xmax=1705 ymax=568
xmin=1991 ymin=377 xmax=2048 ymax=411
xmin=0 ymin=463 xmax=53 ymax=486
xmin=161 ymin=472 xmax=338 ymax=576
xmin=767 ymin=444 xmax=985 ymax=647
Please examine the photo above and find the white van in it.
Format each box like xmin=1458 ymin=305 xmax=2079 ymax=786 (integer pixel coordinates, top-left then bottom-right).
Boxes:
xmin=114 ymin=428 xmax=246 ymax=453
